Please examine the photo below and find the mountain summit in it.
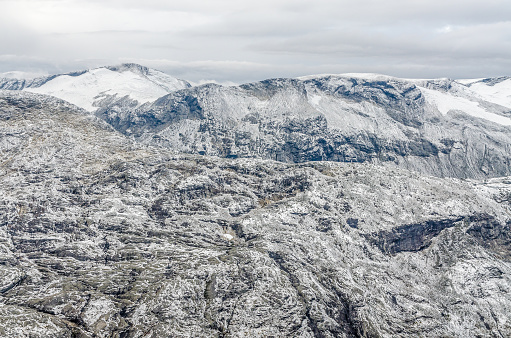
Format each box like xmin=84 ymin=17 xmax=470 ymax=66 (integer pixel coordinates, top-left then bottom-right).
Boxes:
xmin=0 ymin=64 xmax=191 ymax=111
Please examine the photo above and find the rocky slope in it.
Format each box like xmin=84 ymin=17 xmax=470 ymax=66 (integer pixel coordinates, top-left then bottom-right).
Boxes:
xmin=1 ymin=90 xmax=511 ymax=337
xmin=97 ymin=73 xmax=511 ymax=179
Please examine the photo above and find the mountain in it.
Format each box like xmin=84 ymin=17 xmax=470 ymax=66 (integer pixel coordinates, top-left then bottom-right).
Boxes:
xmin=97 ymin=73 xmax=511 ymax=179
xmin=3 ymin=65 xmax=510 ymax=179
xmin=0 ymin=63 xmax=191 ymax=112
xmin=1 ymin=90 xmax=511 ymax=337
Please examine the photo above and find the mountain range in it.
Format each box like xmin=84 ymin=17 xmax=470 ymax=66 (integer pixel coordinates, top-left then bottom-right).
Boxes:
xmin=5 ymin=63 xmax=511 ymax=179
xmin=97 ymin=72 xmax=511 ymax=179
xmin=1 ymin=64 xmax=511 ymax=337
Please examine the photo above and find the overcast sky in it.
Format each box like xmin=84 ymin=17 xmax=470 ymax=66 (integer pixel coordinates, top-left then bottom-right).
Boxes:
xmin=1 ymin=0 xmax=510 ymax=83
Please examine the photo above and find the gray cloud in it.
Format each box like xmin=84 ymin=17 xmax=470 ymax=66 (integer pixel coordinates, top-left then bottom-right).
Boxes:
xmin=0 ymin=0 xmax=510 ymax=82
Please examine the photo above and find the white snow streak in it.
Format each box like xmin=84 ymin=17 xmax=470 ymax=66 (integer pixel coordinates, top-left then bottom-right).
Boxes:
xmin=467 ymin=79 xmax=511 ymax=109
xmin=420 ymin=87 xmax=511 ymax=126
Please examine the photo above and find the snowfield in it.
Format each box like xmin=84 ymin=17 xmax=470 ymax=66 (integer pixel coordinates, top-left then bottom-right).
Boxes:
xmin=24 ymin=64 xmax=190 ymax=111
xmin=420 ymin=87 xmax=511 ymax=126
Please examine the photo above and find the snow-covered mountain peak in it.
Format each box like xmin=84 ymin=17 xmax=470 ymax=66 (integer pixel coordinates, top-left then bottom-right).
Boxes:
xmin=105 ymin=63 xmax=152 ymax=75
xmin=10 ymin=64 xmax=192 ymax=112
xmin=0 ymin=70 xmax=48 ymax=80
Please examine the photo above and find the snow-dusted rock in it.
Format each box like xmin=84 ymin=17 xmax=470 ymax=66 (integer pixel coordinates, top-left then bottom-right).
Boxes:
xmin=0 ymin=91 xmax=510 ymax=337
xmin=97 ymin=74 xmax=511 ymax=179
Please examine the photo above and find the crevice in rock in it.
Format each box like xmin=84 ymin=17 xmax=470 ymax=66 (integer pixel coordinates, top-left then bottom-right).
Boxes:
xmin=268 ymin=251 xmax=360 ymax=337
xmin=364 ymin=216 xmax=465 ymax=255
xmin=365 ymin=214 xmax=510 ymax=257
xmin=0 ymin=274 xmax=27 ymax=294
xmin=467 ymin=215 xmax=511 ymax=261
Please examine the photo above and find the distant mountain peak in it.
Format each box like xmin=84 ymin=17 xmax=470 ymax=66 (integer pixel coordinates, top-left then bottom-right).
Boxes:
xmin=0 ymin=64 xmax=192 ymax=112
xmin=105 ymin=63 xmax=151 ymax=75
xmin=473 ymin=76 xmax=511 ymax=87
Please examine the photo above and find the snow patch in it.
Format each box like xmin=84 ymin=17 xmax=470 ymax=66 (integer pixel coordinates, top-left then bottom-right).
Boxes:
xmin=222 ymin=233 xmax=234 ymax=240
xmin=309 ymin=94 xmax=322 ymax=106
xmin=299 ymin=73 xmax=438 ymax=83
xmin=456 ymin=78 xmax=485 ymax=85
xmin=420 ymin=87 xmax=511 ymax=126
xmin=466 ymin=79 xmax=511 ymax=109
xmin=82 ymin=297 xmax=116 ymax=328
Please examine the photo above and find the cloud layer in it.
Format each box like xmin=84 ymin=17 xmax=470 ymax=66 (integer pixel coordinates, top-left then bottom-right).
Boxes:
xmin=1 ymin=0 xmax=510 ymax=83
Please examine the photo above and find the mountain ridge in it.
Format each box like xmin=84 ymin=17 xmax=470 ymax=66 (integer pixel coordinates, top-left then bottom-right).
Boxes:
xmin=93 ymin=70 xmax=511 ymax=179
xmin=2 ymin=64 xmax=511 ymax=180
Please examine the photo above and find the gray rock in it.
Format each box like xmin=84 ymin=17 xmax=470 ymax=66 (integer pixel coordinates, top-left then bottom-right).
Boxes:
xmin=1 ymin=91 xmax=511 ymax=337
xmin=97 ymin=75 xmax=511 ymax=179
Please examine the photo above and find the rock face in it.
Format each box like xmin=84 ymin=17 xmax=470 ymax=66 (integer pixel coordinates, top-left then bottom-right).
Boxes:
xmin=1 ymin=90 xmax=511 ymax=337
xmin=97 ymin=74 xmax=511 ymax=179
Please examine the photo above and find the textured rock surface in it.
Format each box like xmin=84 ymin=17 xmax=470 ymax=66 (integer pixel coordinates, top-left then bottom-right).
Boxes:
xmin=97 ymin=75 xmax=511 ymax=179
xmin=1 ymin=91 xmax=511 ymax=337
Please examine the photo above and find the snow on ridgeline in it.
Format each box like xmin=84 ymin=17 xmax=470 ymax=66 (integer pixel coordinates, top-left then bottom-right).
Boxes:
xmin=0 ymin=71 xmax=49 ymax=80
xmin=13 ymin=63 xmax=191 ymax=112
xmin=420 ymin=76 xmax=511 ymax=126
xmin=299 ymin=73 xmax=511 ymax=126
xmin=2 ymin=66 xmax=510 ymax=126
